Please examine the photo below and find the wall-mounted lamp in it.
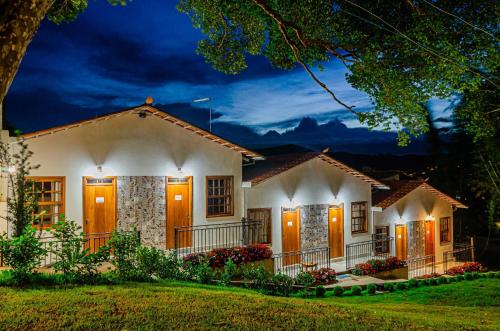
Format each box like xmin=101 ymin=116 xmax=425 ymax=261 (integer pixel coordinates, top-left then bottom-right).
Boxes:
xmin=96 ymin=165 xmax=104 ymax=179
xmin=7 ymin=165 xmax=16 ymax=174
xmin=425 ymin=215 xmax=435 ymax=221
xmin=176 ymin=167 xmax=184 ymax=177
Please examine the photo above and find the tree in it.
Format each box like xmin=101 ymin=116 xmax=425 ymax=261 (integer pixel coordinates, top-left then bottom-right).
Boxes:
xmin=0 ymin=139 xmax=40 ymax=236
xmin=0 ymin=0 xmax=127 ymax=105
xmin=178 ymin=0 xmax=499 ymax=145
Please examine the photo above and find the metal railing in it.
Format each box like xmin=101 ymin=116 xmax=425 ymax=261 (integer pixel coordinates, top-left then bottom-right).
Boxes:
xmin=443 ymin=243 xmax=474 ymax=273
xmin=174 ymin=218 xmax=270 ymax=256
xmin=272 ymin=247 xmax=330 ymax=278
xmin=345 ymin=236 xmax=394 ymax=270
xmin=406 ymin=255 xmax=435 ymax=279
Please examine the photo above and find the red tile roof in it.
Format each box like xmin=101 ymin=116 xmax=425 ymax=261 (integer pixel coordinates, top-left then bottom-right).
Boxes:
xmin=243 ymin=152 xmax=388 ymax=189
xmin=372 ymin=180 xmax=467 ymax=209
xmin=21 ymin=104 xmax=263 ymax=160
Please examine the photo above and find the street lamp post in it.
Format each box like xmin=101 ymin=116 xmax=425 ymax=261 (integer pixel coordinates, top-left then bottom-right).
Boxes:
xmin=192 ymin=97 xmax=212 ymax=132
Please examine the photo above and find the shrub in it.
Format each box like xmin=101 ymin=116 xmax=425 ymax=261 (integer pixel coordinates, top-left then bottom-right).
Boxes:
xmin=158 ymin=250 xmax=184 ymax=280
xmin=495 ymin=272 xmax=500 ymax=279
xmin=219 ymin=258 xmax=238 ymax=286
xmin=367 ymin=283 xmax=377 ymax=295
xmin=0 ymin=227 xmax=46 ymax=284
xmin=136 ymin=246 xmax=174 ymax=280
xmin=448 ymin=276 xmax=457 ymax=283
xmin=487 ymin=272 xmax=496 ymax=278
xmin=456 ymin=274 xmax=465 ymax=281
xmin=383 ymin=283 xmax=395 ymax=292
xmin=333 ymin=285 xmax=344 ymax=296
xmin=408 ymin=278 xmax=418 ymax=288
xmin=352 ymin=257 xmax=406 ymax=276
xmin=308 ymin=268 xmax=336 ymax=284
xmin=473 ymin=272 xmax=480 ymax=279
xmin=447 ymin=262 xmax=486 ymax=275
xmin=267 ymin=273 xmax=293 ymax=297
xmin=242 ymin=264 xmax=270 ymax=290
xmin=418 ymin=279 xmax=428 ymax=287
xmin=295 ymin=271 xmax=315 ymax=297
xmin=183 ymin=244 xmax=272 ymax=268
xmin=48 ymin=219 xmax=110 ymax=283
xmin=437 ymin=276 xmax=448 ymax=285
xmin=429 ymin=278 xmax=438 ymax=286
xmin=315 ymin=285 xmax=326 ymax=298
xmin=351 ymin=285 xmax=362 ymax=296
xmin=195 ymin=256 xmax=214 ymax=284
xmin=464 ymin=272 xmax=473 ymax=280
xmin=396 ymin=282 xmax=407 ymax=290
xmin=108 ymin=230 xmax=141 ymax=280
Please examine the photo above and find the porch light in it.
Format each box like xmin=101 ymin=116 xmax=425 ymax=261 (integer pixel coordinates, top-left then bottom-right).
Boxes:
xmin=7 ymin=165 xmax=15 ymax=174
xmin=426 ymin=215 xmax=435 ymax=221
xmin=287 ymin=221 xmax=293 ymax=227
xmin=176 ymin=167 xmax=184 ymax=177
xmin=96 ymin=165 xmax=104 ymax=179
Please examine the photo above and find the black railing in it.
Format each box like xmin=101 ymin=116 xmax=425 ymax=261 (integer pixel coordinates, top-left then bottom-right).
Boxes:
xmin=272 ymin=247 xmax=330 ymax=278
xmin=443 ymin=243 xmax=474 ymax=273
xmin=174 ymin=218 xmax=270 ymax=256
xmin=406 ymin=255 xmax=435 ymax=279
xmin=345 ymin=236 xmax=394 ymax=270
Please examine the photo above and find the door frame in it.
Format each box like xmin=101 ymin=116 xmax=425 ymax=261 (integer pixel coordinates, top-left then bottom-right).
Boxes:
xmin=82 ymin=176 xmax=117 ymax=234
xmin=166 ymin=176 xmax=193 ymax=249
xmin=328 ymin=203 xmax=344 ymax=258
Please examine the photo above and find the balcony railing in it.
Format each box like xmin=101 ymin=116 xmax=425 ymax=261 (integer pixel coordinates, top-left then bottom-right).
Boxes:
xmin=272 ymin=247 xmax=330 ymax=278
xmin=406 ymin=255 xmax=435 ymax=279
xmin=174 ymin=218 xmax=270 ymax=257
xmin=345 ymin=235 xmax=394 ymax=270
xmin=443 ymin=242 xmax=474 ymax=273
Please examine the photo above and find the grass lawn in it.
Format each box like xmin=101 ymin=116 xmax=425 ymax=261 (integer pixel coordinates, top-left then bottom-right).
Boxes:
xmin=0 ymin=278 xmax=498 ymax=330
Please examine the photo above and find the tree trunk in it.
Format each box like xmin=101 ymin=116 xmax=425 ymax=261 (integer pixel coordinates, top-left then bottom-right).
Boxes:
xmin=0 ymin=0 xmax=54 ymax=104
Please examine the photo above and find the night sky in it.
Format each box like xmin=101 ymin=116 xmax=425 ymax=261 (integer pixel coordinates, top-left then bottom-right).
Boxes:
xmin=6 ymin=0 xmax=454 ymax=154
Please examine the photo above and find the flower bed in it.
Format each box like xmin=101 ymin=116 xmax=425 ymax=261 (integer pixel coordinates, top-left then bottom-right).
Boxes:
xmin=183 ymin=244 xmax=273 ymax=268
xmin=352 ymin=257 xmax=407 ymax=276
xmin=308 ymin=268 xmax=336 ymax=285
xmin=446 ymin=262 xmax=486 ymax=275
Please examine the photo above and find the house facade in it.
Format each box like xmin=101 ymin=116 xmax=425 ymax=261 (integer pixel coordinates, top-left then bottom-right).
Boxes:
xmin=372 ymin=180 xmax=467 ymax=264
xmin=243 ymin=152 xmax=389 ymax=265
xmin=12 ymin=103 xmax=262 ymax=249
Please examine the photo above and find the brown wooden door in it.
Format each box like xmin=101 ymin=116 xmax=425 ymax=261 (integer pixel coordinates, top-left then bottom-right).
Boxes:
xmin=425 ymin=220 xmax=435 ymax=256
xmin=395 ymin=224 xmax=407 ymax=259
xmin=281 ymin=208 xmax=300 ymax=266
xmin=247 ymin=208 xmax=272 ymax=244
xmin=328 ymin=206 xmax=344 ymax=258
xmin=83 ymin=177 xmax=116 ymax=252
xmin=166 ymin=177 xmax=192 ymax=249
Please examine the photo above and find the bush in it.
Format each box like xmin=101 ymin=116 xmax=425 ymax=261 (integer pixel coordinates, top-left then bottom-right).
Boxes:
xmin=487 ymin=272 xmax=496 ymax=278
xmin=383 ymin=283 xmax=395 ymax=292
xmin=267 ymin=273 xmax=293 ymax=297
xmin=429 ymin=278 xmax=438 ymax=286
xmin=437 ymin=276 xmax=448 ymax=285
xmin=408 ymin=278 xmax=418 ymax=288
xmin=195 ymin=256 xmax=214 ymax=284
xmin=242 ymin=264 xmax=270 ymax=290
xmin=333 ymin=285 xmax=344 ymax=296
xmin=158 ymin=250 xmax=184 ymax=280
xmin=183 ymin=244 xmax=272 ymax=268
xmin=447 ymin=262 xmax=486 ymax=275
xmin=315 ymin=285 xmax=326 ymax=298
xmin=473 ymin=272 xmax=480 ymax=279
xmin=418 ymin=279 xmax=428 ymax=287
xmin=352 ymin=257 xmax=406 ymax=276
xmin=48 ymin=219 xmax=110 ymax=283
xmin=448 ymin=276 xmax=457 ymax=283
xmin=456 ymin=274 xmax=465 ymax=281
xmin=351 ymin=285 xmax=362 ymax=296
xmin=136 ymin=246 xmax=175 ymax=280
xmin=464 ymin=272 xmax=473 ymax=280
xmin=219 ymin=258 xmax=238 ymax=286
xmin=108 ymin=230 xmax=141 ymax=280
xmin=495 ymin=272 xmax=500 ymax=279
xmin=396 ymin=282 xmax=407 ymax=291
xmin=308 ymin=268 xmax=336 ymax=284
xmin=295 ymin=272 xmax=315 ymax=297
xmin=367 ymin=283 xmax=377 ymax=295
xmin=0 ymin=227 xmax=46 ymax=284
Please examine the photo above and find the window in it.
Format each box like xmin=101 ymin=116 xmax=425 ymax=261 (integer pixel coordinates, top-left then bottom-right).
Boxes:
xmin=440 ymin=217 xmax=451 ymax=243
xmin=247 ymin=208 xmax=272 ymax=244
xmin=375 ymin=226 xmax=390 ymax=253
xmin=28 ymin=177 xmax=65 ymax=227
xmin=206 ymin=176 xmax=233 ymax=217
xmin=351 ymin=201 xmax=368 ymax=233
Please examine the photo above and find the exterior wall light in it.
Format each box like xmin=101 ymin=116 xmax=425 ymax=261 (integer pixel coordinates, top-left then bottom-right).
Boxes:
xmin=7 ymin=166 xmax=16 ymax=174
xmin=96 ymin=165 xmax=104 ymax=179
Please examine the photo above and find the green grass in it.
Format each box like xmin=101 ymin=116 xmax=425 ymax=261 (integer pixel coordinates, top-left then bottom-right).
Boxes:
xmin=0 ymin=279 xmax=498 ymax=330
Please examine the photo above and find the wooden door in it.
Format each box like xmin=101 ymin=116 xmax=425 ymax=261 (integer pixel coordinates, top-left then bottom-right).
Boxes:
xmin=281 ymin=208 xmax=301 ymax=266
xmin=395 ymin=224 xmax=408 ymax=259
xmin=247 ymin=208 xmax=272 ymax=244
xmin=425 ymin=220 xmax=435 ymax=256
xmin=328 ymin=206 xmax=344 ymax=258
xmin=83 ymin=177 xmax=116 ymax=252
xmin=166 ymin=177 xmax=192 ymax=249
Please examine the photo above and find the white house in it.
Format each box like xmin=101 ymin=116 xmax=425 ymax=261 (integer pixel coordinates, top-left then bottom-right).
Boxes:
xmin=372 ymin=180 xmax=467 ymax=265
xmin=15 ymin=102 xmax=262 ymax=249
xmin=243 ymin=151 xmax=389 ymax=268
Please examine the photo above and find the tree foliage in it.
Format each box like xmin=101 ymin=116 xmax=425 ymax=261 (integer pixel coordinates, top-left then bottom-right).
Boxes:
xmin=178 ymin=0 xmax=499 ymax=145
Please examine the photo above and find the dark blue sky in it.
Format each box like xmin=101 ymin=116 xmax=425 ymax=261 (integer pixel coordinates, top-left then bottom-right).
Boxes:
xmin=6 ymin=0 xmax=453 ymax=153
